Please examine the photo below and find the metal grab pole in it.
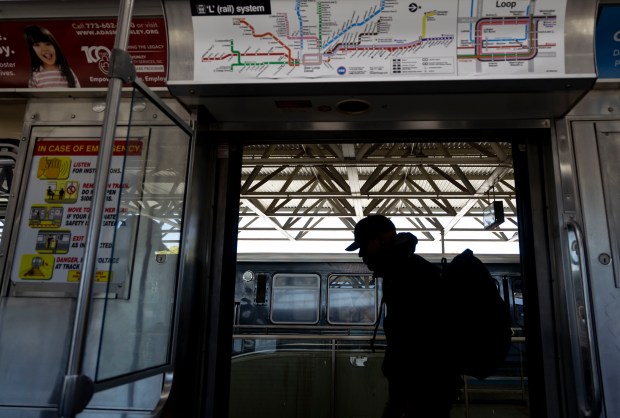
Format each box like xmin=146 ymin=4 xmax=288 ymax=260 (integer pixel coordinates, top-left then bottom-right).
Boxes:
xmin=59 ymin=1 xmax=135 ymax=417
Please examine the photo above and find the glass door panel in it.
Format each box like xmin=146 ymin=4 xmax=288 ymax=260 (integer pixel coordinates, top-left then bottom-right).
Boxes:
xmin=92 ymin=89 xmax=191 ymax=382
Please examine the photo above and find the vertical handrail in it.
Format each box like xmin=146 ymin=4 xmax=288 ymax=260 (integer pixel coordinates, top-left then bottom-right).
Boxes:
xmin=331 ymin=338 xmax=336 ymax=418
xmin=58 ymin=1 xmax=135 ymax=417
xmin=463 ymin=375 xmax=470 ymax=418
xmin=566 ymin=220 xmax=602 ymax=418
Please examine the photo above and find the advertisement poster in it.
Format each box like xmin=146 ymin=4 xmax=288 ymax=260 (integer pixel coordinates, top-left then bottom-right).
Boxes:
xmin=11 ymin=138 xmax=144 ymax=285
xmin=0 ymin=18 xmax=167 ymax=88
xmin=595 ymin=5 xmax=620 ymax=79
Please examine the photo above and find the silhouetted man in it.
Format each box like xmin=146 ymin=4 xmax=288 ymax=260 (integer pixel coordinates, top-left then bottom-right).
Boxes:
xmin=346 ymin=214 xmax=462 ymax=418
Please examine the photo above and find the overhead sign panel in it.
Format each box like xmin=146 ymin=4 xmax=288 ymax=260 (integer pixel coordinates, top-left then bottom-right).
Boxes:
xmin=189 ymin=0 xmax=568 ymax=82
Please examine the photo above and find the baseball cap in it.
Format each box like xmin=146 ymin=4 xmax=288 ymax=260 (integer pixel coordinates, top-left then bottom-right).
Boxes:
xmin=345 ymin=214 xmax=396 ymax=251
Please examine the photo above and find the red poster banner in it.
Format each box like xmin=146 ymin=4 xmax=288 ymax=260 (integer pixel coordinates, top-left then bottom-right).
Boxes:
xmin=0 ymin=18 xmax=168 ymax=88
xmin=33 ymin=139 xmax=144 ymax=156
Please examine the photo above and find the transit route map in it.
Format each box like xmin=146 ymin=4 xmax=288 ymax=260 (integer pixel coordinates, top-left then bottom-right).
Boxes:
xmin=190 ymin=0 xmax=566 ymax=81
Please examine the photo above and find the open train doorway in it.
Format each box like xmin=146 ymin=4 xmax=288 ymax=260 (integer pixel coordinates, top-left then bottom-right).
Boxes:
xmin=229 ymin=129 xmax=553 ymax=418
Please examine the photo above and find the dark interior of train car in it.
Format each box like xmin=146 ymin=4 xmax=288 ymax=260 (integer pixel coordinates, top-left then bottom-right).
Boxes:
xmin=1 ymin=1 xmax=619 ymax=418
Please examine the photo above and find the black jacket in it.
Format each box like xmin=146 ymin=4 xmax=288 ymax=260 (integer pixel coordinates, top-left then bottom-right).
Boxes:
xmin=379 ymin=233 xmax=454 ymax=381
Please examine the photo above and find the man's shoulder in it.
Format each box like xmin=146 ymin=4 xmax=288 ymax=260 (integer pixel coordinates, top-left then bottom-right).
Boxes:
xmin=409 ymin=254 xmax=440 ymax=272
xmin=384 ymin=254 xmax=441 ymax=284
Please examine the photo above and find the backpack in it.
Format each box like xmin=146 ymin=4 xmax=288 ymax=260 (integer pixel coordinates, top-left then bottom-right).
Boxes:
xmin=442 ymin=249 xmax=513 ymax=380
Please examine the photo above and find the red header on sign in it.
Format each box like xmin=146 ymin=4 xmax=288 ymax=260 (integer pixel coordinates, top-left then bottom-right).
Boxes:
xmin=0 ymin=18 xmax=167 ymax=88
xmin=34 ymin=139 xmax=143 ymax=156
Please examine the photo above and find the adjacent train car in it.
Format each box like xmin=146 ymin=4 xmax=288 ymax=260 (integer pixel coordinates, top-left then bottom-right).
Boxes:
xmin=231 ymin=255 xmax=526 ymax=417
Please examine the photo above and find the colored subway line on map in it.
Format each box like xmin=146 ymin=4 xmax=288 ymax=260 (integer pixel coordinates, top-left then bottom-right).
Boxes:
xmin=202 ymin=5 xmax=451 ymax=68
xmin=322 ymin=0 xmax=385 ymax=50
xmin=458 ymin=15 xmax=556 ymax=61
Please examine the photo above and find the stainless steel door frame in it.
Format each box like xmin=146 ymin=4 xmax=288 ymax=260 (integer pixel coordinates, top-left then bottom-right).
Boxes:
xmin=552 ymin=116 xmax=620 ymax=418
xmin=571 ymin=121 xmax=620 ymax=418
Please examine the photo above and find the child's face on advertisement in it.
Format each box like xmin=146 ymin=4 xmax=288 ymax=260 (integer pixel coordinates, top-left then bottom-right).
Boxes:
xmin=32 ymin=41 xmax=57 ymax=69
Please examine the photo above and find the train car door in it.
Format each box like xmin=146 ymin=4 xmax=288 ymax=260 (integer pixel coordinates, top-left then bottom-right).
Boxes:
xmin=225 ymin=133 xmax=548 ymax=418
xmin=553 ymin=112 xmax=620 ymax=418
xmin=0 ymin=1 xmax=200 ymax=416
xmin=160 ymin=0 xmax=601 ymax=417
xmin=0 ymin=92 xmax=192 ymax=417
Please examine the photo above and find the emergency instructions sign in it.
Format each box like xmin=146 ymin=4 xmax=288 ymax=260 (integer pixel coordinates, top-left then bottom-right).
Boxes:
xmin=11 ymin=138 xmax=144 ymax=285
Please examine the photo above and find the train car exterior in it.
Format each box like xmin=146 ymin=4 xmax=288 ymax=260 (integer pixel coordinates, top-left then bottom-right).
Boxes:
xmin=0 ymin=0 xmax=618 ymax=418
xmin=231 ymin=256 xmax=526 ymax=417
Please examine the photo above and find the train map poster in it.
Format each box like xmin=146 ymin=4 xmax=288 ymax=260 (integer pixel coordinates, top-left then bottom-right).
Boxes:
xmin=11 ymin=138 xmax=144 ymax=285
xmin=0 ymin=17 xmax=167 ymax=88
xmin=190 ymin=0 xmax=567 ymax=82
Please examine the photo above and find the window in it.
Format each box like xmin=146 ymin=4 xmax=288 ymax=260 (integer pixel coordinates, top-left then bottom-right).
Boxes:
xmin=270 ymin=273 xmax=320 ymax=324
xmin=327 ymin=274 xmax=376 ymax=325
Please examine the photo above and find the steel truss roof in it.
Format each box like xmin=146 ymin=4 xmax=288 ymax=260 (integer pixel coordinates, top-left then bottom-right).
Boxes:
xmin=238 ymin=141 xmax=517 ymax=248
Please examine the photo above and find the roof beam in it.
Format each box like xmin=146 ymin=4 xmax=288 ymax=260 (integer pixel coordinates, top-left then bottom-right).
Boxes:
xmin=240 ymin=199 xmax=296 ymax=241
xmin=343 ymin=144 xmax=364 ymax=220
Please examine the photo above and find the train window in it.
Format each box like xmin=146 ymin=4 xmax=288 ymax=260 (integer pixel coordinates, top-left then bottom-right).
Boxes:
xmin=255 ymin=273 xmax=268 ymax=304
xmin=327 ymin=274 xmax=377 ymax=325
xmin=513 ymin=278 xmax=525 ymax=328
xmin=270 ymin=273 xmax=320 ymax=324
